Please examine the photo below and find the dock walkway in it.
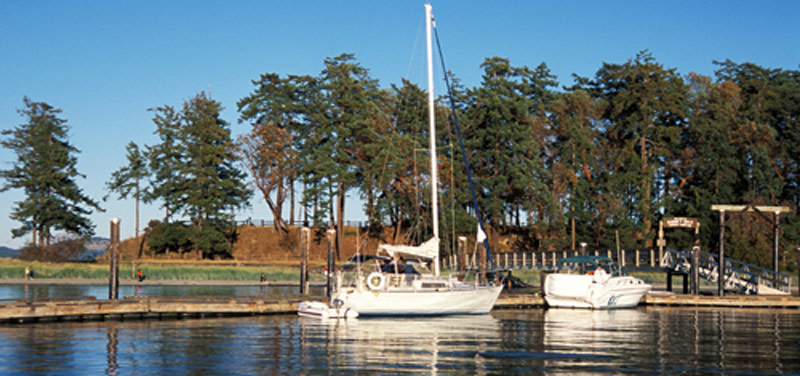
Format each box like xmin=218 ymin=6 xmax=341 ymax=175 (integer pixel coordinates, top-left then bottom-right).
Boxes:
xmin=2 ymin=292 xmax=799 ymax=323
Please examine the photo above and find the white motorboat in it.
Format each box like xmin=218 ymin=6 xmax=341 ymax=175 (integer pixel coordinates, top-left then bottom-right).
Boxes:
xmin=544 ymin=256 xmax=651 ymax=309
xmin=329 ymin=4 xmax=503 ymax=316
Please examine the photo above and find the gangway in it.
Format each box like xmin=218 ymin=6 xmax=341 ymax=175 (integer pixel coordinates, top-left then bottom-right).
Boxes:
xmin=659 ymin=249 xmax=791 ymax=295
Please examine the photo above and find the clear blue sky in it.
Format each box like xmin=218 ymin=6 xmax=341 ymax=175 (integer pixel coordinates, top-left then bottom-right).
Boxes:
xmin=1 ymin=0 xmax=798 ymax=248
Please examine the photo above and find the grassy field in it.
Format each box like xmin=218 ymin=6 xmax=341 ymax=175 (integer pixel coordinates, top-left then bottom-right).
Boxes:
xmin=0 ymin=258 xmax=320 ymax=282
xmin=2 ymin=257 xmax=750 ymax=288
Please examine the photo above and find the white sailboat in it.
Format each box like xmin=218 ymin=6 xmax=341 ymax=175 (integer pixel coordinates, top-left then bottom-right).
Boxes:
xmin=314 ymin=4 xmax=503 ymax=317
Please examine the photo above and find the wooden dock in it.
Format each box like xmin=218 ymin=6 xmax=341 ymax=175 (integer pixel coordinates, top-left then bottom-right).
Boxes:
xmin=1 ymin=292 xmax=798 ymax=323
xmin=0 ymin=295 xmax=313 ymax=324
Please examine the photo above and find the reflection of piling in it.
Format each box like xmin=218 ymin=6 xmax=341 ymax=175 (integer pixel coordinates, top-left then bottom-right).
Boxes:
xmin=326 ymin=229 xmax=335 ymax=298
xmin=457 ymin=236 xmax=466 ymax=281
xmin=109 ymin=218 xmax=120 ymax=300
xmin=299 ymin=227 xmax=310 ymax=294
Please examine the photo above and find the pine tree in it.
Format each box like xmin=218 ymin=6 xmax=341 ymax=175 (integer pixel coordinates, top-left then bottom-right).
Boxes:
xmin=0 ymin=97 xmax=102 ymax=246
xmin=178 ymin=93 xmax=251 ymax=258
xmin=105 ymin=141 xmax=149 ymax=245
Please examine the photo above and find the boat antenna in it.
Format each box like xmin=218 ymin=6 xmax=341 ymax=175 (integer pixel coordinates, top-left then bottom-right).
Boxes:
xmin=430 ymin=9 xmax=493 ymax=268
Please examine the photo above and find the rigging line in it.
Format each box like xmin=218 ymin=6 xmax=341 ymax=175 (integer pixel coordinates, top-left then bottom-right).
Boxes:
xmin=405 ymin=11 xmax=426 ymax=82
xmin=432 ymin=20 xmax=493 ymax=267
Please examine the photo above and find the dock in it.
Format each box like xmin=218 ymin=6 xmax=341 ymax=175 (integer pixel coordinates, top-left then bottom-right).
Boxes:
xmin=0 ymin=295 xmax=313 ymax=324
xmin=1 ymin=292 xmax=798 ymax=323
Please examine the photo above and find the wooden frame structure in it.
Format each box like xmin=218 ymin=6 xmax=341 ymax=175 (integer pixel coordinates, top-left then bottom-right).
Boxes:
xmin=711 ymin=205 xmax=791 ymax=297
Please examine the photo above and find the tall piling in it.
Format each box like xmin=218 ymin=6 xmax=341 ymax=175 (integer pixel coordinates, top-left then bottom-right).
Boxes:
xmin=326 ymin=229 xmax=336 ymax=297
xmin=109 ymin=218 xmax=120 ymax=300
xmin=457 ymin=236 xmax=466 ymax=281
xmin=300 ymin=227 xmax=310 ymax=294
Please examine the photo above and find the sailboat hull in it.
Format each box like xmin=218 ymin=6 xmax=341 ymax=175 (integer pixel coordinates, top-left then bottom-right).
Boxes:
xmin=335 ymin=284 xmax=504 ymax=316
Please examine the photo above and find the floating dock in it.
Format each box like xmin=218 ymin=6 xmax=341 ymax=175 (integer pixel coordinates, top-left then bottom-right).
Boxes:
xmin=0 ymin=295 xmax=312 ymax=324
xmin=1 ymin=292 xmax=798 ymax=323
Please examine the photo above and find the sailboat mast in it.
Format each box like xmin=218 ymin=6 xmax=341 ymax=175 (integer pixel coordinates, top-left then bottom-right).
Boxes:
xmin=425 ymin=4 xmax=440 ymax=276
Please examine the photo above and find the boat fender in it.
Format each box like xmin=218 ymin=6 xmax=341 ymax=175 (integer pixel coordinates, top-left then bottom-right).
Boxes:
xmin=367 ymin=272 xmax=386 ymax=291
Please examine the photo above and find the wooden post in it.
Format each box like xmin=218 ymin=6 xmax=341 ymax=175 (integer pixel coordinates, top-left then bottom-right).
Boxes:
xmin=109 ymin=218 xmax=120 ymax=300
xmin=457 ymin=236 xmax=467 ymax=281
xmin=300 ymin=227 xmax=309 ymax=294
xmin=326 ymin=229 xmax=335 ymax=298
xmin=691 ymin=240 xmax=700 ymax=295
xmin=774 ymin=212 xmax=780 ymax=274
xmin=718 ymin=210 xmax=726 ymax=297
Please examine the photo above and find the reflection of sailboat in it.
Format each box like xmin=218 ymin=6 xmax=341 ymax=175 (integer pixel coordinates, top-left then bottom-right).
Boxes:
xmin=326 ymin=4 xmax=503 ymax=316
xmin=300 ymin=315 xmax=500 ymax=373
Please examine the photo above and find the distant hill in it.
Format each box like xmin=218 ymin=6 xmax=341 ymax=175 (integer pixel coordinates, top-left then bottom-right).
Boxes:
xmin=0 ymin=246 xmax=20 ymax=258
xmin=73 ymin=237 xmax=110 ymax=262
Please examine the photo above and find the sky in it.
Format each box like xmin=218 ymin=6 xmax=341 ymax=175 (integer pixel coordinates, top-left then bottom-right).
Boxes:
xmin=0 ymin=0 xmax=798 ymax=248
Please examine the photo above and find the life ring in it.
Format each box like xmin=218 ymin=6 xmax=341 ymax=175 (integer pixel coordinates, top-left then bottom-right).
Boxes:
xmin=367 ymin=272 xmax=386 ymax=291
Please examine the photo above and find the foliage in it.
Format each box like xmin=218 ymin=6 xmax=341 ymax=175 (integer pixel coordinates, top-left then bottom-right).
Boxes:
xmin=0 ymin=97 xmax=102 ymax=246
xmin=18 ymin=234 xmax=86 ymax=262
xmin=109 ymin=93 xmax=250 ymax=259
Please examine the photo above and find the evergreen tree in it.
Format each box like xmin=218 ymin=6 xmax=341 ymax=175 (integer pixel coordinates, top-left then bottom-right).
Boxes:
xmin=587 ymin=51 xmax=687 ymax=247
xmin=105 ymin=141 xmax=149 ymax=244
xmin=0 ymin=97 xmax=102 ymax=246
xmin=178 ymin=93 xmax=251 ymax=258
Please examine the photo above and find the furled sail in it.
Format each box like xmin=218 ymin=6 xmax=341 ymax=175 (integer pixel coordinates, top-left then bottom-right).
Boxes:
xmin=378 ymin=237 xmax=440 ymax=260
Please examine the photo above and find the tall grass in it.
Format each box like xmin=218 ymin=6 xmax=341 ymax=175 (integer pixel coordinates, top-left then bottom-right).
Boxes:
xmin=0 ymin=258 xmax=317 ymax=282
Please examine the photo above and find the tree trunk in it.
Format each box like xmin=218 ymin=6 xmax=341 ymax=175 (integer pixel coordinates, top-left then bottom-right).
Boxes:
xmin=640 ymin=134 xmax=651 ymax=242
xmin=336 ymin=183 xmax=345 ymax=261
xmin=289 ymin=178 xmax=295 ymax=227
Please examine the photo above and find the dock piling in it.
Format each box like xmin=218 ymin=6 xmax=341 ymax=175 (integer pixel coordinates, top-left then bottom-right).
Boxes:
xmin=300 ymin=227 xmax=309 ymax=294
xmin=109 ymin=218 xmax=120 ymax=300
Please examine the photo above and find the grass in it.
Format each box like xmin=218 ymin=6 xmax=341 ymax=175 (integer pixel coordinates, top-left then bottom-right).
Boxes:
xmin=0 ymin=258 xmax=322 ymax=282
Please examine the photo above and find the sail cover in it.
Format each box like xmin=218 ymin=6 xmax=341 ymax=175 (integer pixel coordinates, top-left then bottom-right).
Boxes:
xmin=378 ymin=237 xmax=440 ymax=260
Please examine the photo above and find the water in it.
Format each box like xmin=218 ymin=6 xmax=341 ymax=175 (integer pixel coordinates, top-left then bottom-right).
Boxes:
xmin=1 ymin=286 xmax=799 ymax=375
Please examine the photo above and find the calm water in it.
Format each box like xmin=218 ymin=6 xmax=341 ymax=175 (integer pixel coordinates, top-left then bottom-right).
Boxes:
xmin=1 ymin=286 xmax=799 ymax=375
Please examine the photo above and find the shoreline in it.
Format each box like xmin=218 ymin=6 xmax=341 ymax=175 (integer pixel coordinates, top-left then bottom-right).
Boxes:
xmin=0 ymin=278 xmax=307 ymax=287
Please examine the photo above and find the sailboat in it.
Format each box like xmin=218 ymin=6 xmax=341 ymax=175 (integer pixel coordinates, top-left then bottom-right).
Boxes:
xmin=303 ymin=4 xmax=503 ymax=317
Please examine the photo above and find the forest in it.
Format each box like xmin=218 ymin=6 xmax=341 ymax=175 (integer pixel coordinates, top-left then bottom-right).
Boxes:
xmin=3 ymin=50 xmax=799 ymax=270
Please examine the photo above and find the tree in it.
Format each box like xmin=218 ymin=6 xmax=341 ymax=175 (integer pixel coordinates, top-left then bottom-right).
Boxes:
xmin=177 ymin=93 xmax=251 ymax=258
xmin=0 ymin=97 xmax=102 ymax=246
xmin=463 ymin=58 xmax=557 ymax=245
xmin=105 ymin=141 xmax=149 ymax=249
xmin=303 ymin=53 xmax=382 ymax=259
xmin=237 ymin=73 xmax=309 ymax=233
xmin=587 ymin=51 xmax=687 ymax=246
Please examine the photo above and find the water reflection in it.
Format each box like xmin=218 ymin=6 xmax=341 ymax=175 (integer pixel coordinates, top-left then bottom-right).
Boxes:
xmin=0 ymin=308 xmax=797 ymax=375
xmin=299 ymin=315 xmax=501 ymax=374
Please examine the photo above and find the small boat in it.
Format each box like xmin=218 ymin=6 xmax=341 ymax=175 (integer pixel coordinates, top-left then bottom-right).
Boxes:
xmin=297 ymin=300 xmax=359 ymax=319
xmin=543 ymin=255 xmax=651 ymax=309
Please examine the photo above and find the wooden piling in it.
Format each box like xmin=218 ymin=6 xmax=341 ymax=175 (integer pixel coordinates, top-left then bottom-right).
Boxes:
xmin=457 ymin=236 xmax=466 ymax=281
xmin=109 ymin=218 xmax=120 ymax=300
xmin=326 ymin=229 xmax=335 ymax=297
xmin=299 ymin=227 xmax=309 ymax=294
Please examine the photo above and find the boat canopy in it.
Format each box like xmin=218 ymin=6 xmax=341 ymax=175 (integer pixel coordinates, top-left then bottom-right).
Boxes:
xmin=378 ymin=237 xmax=439 ymax=261
xmin=556 ymin=255 xmax=612 ymax=269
